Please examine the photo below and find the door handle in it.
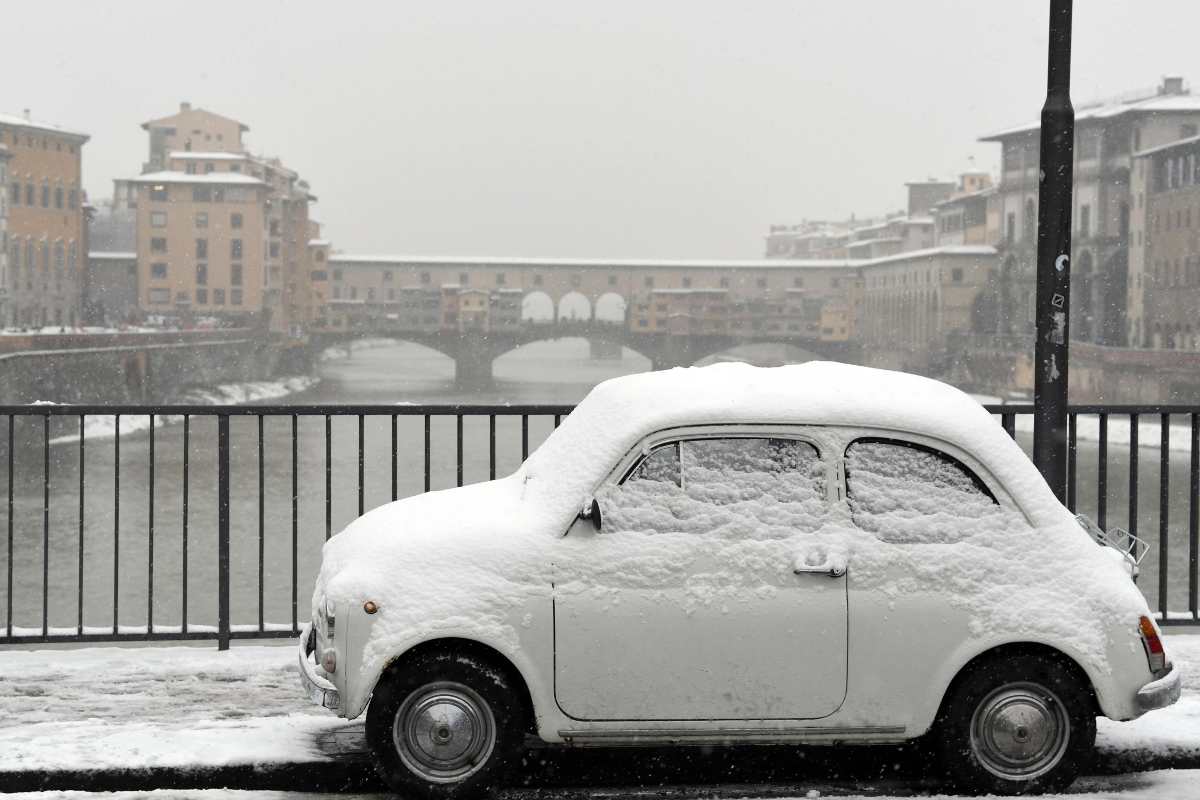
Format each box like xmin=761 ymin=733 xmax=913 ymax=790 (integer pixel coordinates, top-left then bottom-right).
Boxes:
xmin=793 ymin=563 xmax=846 ymax=578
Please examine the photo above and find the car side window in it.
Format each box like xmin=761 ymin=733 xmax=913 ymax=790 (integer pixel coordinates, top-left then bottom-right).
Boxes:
xmin=844 ymin=438 xmax=1007 ymax=544
xmin=607 ymin=436 xmax=828 ymax=536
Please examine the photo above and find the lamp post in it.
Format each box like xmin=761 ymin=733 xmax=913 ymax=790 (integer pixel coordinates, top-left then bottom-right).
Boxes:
xmin=1032 ymin=0 xmax=1075 ymax=501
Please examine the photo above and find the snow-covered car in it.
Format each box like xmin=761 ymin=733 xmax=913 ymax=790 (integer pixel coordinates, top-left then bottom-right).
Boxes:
xmin=299 ymin=362 xmax=1181 ymax=797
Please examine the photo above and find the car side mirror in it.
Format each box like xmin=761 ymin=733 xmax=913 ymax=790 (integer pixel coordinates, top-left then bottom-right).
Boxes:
xmin=579 ymin=497 xmax=602 ymax=531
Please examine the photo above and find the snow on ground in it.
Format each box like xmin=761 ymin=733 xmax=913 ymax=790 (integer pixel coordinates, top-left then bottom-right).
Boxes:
xmin=0 ymin=635 xmax=1197 ymax=779
xmin=0 ymin=644 xmax=356 ymax=773
xmin=5 ymin=771 xmax=1200 ymax=799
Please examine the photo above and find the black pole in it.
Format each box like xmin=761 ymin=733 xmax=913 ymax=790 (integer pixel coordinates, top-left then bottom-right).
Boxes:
xmin=1033 ymin=0 xmax=1075 ymax=502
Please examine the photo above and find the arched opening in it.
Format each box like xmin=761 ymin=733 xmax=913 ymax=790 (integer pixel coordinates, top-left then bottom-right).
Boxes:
xmin=557 ymin=291 xmax=591 ymax=322
xmin=593 ymin=292 xmax=627 ymax=324
xmin=521 ymin=291 xmax=554 ymax=323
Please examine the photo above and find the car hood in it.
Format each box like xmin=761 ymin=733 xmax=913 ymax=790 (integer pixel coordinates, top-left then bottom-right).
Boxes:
xmin=314 ymin=475 xmax=556 ymax=614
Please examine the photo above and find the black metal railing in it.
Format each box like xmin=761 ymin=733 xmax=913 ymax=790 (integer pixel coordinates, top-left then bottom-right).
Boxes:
xmin=0 ymin=402 xmax=1197 ymax=650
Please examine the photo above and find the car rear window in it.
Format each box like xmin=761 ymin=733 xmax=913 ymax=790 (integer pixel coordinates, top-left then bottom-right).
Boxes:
xmin=845 ymin=438 xmax=1005 ymax=544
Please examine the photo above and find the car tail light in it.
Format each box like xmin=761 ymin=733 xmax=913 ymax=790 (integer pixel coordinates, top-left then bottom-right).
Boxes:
xmin=1138 ymin=615 xmax=1169 ymax=677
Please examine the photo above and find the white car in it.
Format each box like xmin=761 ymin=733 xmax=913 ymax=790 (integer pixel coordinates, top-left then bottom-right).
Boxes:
xmin=300 ymin=362 xmax=1180 ymax=797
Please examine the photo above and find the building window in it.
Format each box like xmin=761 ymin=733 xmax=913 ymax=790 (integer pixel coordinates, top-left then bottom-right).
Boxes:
xmin=608 ymin=275 xmax=617 ymax=286
xmin=533 ymin=274 xmax=543 ymax=286
xmin=149 ymin=288 xmax=170 ymax=304
xmin=682 ymin=277 xmax=692 ymax=288
xmin=951 ymin=268 xmax=964 ymax=283
xmin=150 ymin=211 xmax=167 ymax=228
xmin=496 ymin=272 xmax=506 ymax=285
xmin=231 ymin=264 xmax=243 ymax=286
xmin=367 ymin=288 xmax=376 ymax=301
xmin=757 ymin=277 xmax=767 ymax=288
xmin=213 ymin=288 xmax=226 ymax=305
xmin=720 ymin=277 xmax=730 ymax=288
xmin=151 ymin=262 xmax=168 ymax=279
xmin=269 ymin=241 xmax=280 ymax=258
xmin=332 ymin=269 xmax=343 ymax=281
xmin=1006 ymin=212 xmax=1016 ymax=244
xmin=383 ymin=270 xmax=393 ymax=282
xmin=645 ymin=276 xmax=654 ymax=288
xmin=350 ymin=287 xmax=358 ymax=300
xmin=420 ymin=271 xmax=430 ymax=284
xmin=230 ymin=213 xmax=243 ymax=229
xmin=150 ymin=184 xmax=168 ymax=201
xmin=459 ymin=272 xmax=470 ymax=285
xmin=150 ymin=237 xmax=167 ymax=253
xmin=196 ymin=287 xmax=208 ymax=304
xmin=230 ymin=239 xmax=243 ymax=259
xmin=40 ymin=181 xmax=49 ymax=207
xmin=185 ymin=163 xmax=197 ymax=175
xmin=68 ymin=241 xmax=77 ymax=271
xmin=793 ymin=277 xmax=804 ymax=287
xmin=54 ymin=187 xmax=63 ymax=209
xmin=196 ymin=263 xmax=208 ymax=285
xmin=1079 ymin=204 xmax=1090 ymax=238
xmin=231 ymin=289 xmax=243 ymax=306
xmin=195 ymin=212 xmax=208 ymax=228
xmin=192 ymin=186 xmax=212 ymax=202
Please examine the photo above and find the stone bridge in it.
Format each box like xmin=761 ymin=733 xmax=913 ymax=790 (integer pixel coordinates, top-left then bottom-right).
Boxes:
xmin=312 ymin=320 xmax=860 ymax=386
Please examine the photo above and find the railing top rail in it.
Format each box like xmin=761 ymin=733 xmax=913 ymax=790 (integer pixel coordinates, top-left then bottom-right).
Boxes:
xmin=984 ymin=404 xmax=1200 ymax=415
xmin=0 ymin=403 xmax=580 ymax=416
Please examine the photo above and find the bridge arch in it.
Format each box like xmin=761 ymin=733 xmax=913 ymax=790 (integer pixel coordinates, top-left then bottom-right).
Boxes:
xmin=521 ymin=291 xmax=554 ymax=322
xmin=593 ymin=292 xmax=627 ymax=323
xmin=557 ymin=291 xmax=591 ymax=322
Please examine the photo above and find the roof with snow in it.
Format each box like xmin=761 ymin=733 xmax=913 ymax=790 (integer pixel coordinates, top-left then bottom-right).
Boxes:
xmin=88 ymin=251 xmax=137 ymax=260
xmin=0 ymin=111 xmax=89 ymax=141
xmin=142 ymin=107 xmax=249 ymax=132
xmin=981 ymin=89 xmax=1200 ymax=141
xmin=1134 ymin=133 xmax=1200 ymax=158
xmin=168 ymin=151 xmax=247 ymax=160
xmin=132 ymin=171 xmax=264 ymax=186
xmin=522 ymin=361 xmax=1065 ymax=529
xmin=330 ymin=255 xmax=863 ymax=270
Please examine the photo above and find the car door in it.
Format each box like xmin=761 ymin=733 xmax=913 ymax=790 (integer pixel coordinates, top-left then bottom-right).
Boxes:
xmin=553 ymin=430 xmax=848 ymax=721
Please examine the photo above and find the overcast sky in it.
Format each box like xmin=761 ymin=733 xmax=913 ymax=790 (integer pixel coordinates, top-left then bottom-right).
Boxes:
xmin=5 ymin=1 xmax=1197 ymax=258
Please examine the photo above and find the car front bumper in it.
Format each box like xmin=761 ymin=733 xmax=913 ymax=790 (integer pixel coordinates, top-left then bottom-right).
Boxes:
xmin=298 ymin=622 xmax=340 ymax=711
xmin=1136 ymin=663 xmax=1182 ymax=713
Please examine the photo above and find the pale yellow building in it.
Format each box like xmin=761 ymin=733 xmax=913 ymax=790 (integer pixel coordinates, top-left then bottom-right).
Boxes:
xmin=1 ymin=111 xmax=89 ymax=328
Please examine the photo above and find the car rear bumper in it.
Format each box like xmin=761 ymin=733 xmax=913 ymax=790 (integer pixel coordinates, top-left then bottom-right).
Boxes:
xmin=1136 ymin=663 xmax=1182 ymax=713
xmin=298 ymin=622 xmax=340 ymax=711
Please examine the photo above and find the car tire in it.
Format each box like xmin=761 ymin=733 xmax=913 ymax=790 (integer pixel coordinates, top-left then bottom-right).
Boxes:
xmin=366 ymin=650 xmax=526 ymax=800
xmin=935 ymin=652 xmax=1095 ymax=795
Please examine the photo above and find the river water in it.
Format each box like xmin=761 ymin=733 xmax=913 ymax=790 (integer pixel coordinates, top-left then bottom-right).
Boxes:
xmin=1 ymin=340 xmax=1196 ymax=636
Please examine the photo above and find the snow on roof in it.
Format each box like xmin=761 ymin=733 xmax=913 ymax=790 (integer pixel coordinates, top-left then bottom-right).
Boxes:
xmin=981 ymin=91 xmax=1200 ymax=141
xmin=524 ymin=361 xmax=1064 ymax=530
xmin=330 ymin=254 xmax=863 ymax=270
xmin=0 ymin=111 xmax=89 ymax=141
xmin=860 ymin=245 xmax=996 ymax=268
xmin=88 ymin=251 xmax=137 ymax=260
xmin=132 ymin=171 xmax=264 ymax=186
xmin=308 ymin=239 xmax=331 ymax=247
xmin=847 ymin=237 xmax=904 ymax=250
xmin=1134 ymin=133 xmax=1200 ymax=158
xmin=168 ymin=151 xmax=247 ymax=160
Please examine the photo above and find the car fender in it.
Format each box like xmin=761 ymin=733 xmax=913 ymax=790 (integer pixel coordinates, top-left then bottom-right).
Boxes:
xmin=913 ymin=631 xmax=1130 ymax=735
xmin=342 ymin=611 xmax=553 ymax=723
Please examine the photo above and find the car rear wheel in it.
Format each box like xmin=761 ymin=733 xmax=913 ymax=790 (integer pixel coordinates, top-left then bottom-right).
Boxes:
xmin=935 ymin=653 xmax=1095 ymax=795
xmin=367 ymin=650 xmax=525 ymax=799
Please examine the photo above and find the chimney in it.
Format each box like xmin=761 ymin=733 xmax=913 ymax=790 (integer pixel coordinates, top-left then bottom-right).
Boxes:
xmin=180 ymin=101 xmax=192 ymax=112
xmin=22 ymin=108 xmax=31 ymax=121
xmin=1161 ymin=76 xmax=1185 ymax=95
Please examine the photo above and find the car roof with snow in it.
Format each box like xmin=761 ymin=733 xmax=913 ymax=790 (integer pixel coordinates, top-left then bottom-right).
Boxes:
xmin=521 ymin=362 xmax=1067 ymax=528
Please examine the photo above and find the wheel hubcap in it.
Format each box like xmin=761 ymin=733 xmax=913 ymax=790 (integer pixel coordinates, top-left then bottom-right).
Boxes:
xmin=393 ymin=681 xmax=497 ymax=783
xmin=970 ymin=681 xmax=1070 ymax=781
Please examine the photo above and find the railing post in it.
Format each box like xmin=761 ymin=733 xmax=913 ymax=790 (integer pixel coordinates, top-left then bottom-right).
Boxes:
xmin=217 ymin=414 xmax=231 ymax=651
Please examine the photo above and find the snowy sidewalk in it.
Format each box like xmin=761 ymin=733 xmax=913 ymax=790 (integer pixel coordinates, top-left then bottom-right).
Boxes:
xmin=0 ymin=634 xmax=1197 ymax=788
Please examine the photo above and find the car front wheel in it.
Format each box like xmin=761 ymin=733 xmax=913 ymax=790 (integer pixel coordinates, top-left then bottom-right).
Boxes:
xmin=366 ymin=650 xmax=525 ymax=799
xmin=935 ymin=653 xmax=1095 ymax=795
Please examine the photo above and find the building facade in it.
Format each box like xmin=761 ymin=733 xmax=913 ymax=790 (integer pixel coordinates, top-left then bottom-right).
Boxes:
xmin=1130 ymin=134 xmax=1200 ymax=349
xmin=0 ymin=111 xmax=89 ymax=328
xmin=0 ymin=143 xmax=9 ymax=323
xmin=980 ymin=76 xmax=1200 ymax=346
xmin=121 ymin=104 xmax=322 ymax=333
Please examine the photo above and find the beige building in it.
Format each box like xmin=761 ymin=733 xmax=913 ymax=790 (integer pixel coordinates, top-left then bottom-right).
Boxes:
xmin=0 ymin=143 xmax=9 ymax=319
xmin=121 ymin=104 xmax=322 ymax=333
xmin=0 ymin=111 xmax=89 ymax=328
